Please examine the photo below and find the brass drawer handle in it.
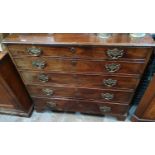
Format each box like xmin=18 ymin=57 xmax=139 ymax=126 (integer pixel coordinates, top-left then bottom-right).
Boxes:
xmin=32 ymin=60 xmax=46 ymax=69
xmin=105 ymin=63 xmax=120 ymax=73
xmin=103 ymin=79 xmax=117 ymax=87
xmin=46 ymin=101 xmax=57 ymax=108
xmin=71 ymin=60 xmax=77 ymax=66
xmin=42 ymin=88 xmax=54 ymax=96
xmin=101 ymin=93 xmax=114 ymax=100
xmin=106 ymin=48 xmax=124 ymax=59
xmin=27 ymin=46 xmax=42 ymax=56
xmin=100 ymin=106 xmax=111 ymax=113
xmin=70 ymin=47 xmax=76 ymax=53
xmin=38 ymin=74 xmax=49 ymax=82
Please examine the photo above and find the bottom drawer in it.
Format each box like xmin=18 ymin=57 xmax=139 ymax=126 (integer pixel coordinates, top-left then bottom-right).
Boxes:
xmin=33 ymin=97 xmax=129 ymax=115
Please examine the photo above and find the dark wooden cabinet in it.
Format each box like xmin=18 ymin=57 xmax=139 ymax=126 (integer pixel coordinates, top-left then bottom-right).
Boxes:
xmin=0 ymin=52 xmax=33 ymax=116
xmin=132 ymin=74 xmax=155 ymax=121
xmin=2 ymin=33 xmax=155 ymax=120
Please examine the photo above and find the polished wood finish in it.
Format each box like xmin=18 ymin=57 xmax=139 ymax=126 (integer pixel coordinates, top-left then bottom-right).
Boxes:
xmin=20 ymin=71 xmax=140 ymax=90
xmin=0 ymin=52 xmax=33 ymax=116
xmin=26 ymin=84 xmax=134 ymax=103
xmin=3 ymin=33 xmax=155 ymax=46
xmin=3 ymin=33 xmax=154 ymax=121
xmin=7 ymin=44 xmax=151 ymax=60
xmin=132 ymin=74 xmax=155 ymax=121
xmin=33 ymin=97 xmax=129 ymax=116
xmin=14 ymin=57 xmax=146 ymax=75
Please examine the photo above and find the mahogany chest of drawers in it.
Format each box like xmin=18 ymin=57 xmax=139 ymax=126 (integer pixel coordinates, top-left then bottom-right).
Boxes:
xmin=3 ymin=33 xmax=155 ymax=120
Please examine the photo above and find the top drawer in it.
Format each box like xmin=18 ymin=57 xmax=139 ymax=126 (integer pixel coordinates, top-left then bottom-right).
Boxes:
xmin=8 ymin=45 xmax=152 ymax=60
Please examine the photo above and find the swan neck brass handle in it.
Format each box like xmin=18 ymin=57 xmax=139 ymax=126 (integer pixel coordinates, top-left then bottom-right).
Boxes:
xmin=46 ymin=101 xmax=56 ymax=108
xmin=100 ymin=106 xmax=111 ymax=113
xmin=103 ymin=79 xmax=117 ymax=87
xmin=32 ymin=60 xmax=46 ymax=69
xmin=42 ymin=88 xmax=54 ymax=96
xmin=101 ymin=93 xmax=114 ymax=100
xmin=38 ymin=74 xmax=49 ymax=82
xmin=106 ymin=48 xmax=124 ymax=59
xmin=105 ymin=63 xmax=120 ymax=73
xmin=27 ymin=46 xmax=42 ymax=56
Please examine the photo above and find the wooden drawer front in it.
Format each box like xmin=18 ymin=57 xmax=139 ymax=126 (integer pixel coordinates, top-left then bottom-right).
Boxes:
xmin=8 ymin=45 xmax=151 ymax=60
xmin=76 ymin=74 xmax=139 ymax=90
xmin=20 ymin=71 xmax=77 ymax=87
xmin=33 ymin=97 xmax=129 ymax=115
xmin=27 ymin=85 xmax=133 ymax=103
xmin=20 ymin=71 xmax=140 ymax=90
xmin=14 ymin=57 xmax=145 ymax=75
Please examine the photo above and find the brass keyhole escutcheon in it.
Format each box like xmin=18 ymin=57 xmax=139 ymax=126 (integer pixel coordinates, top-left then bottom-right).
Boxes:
xmin=70 ymin=47 xmax=76 ymax=53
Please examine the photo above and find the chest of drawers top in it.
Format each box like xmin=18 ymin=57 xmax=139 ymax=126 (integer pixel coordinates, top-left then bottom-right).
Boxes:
xmin=2 ymin=33 xmax=155 ymax=47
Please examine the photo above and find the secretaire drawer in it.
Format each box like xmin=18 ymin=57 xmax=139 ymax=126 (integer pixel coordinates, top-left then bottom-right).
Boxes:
xmin=20 ymin=71 xmax=140 ymax=90
xmin=27 ymin=85 xmax=134 ymax=104
xmin=33 ymin=97 xmax=129 ymax=115
xmin=14 ymin=57 xmax=146 ymax=75
xmin=8 ymin=44 xmax=152 ymax=60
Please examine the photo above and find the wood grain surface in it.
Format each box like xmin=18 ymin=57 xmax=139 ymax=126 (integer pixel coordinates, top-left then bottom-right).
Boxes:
xmin=2 ymin=33 xmax=155 ymax=47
